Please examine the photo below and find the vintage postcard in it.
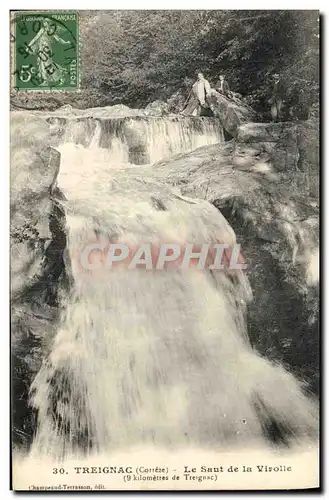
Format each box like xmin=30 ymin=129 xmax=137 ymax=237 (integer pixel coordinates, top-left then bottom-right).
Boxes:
xmin=10 ymin=10 xmax=320 ymax=491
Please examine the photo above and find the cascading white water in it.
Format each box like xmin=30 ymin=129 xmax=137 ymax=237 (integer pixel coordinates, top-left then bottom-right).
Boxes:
xmin=144 ymin=118 xmax=224 ymax=163
xmin=52 ymin=115 xmax=224 ymax=167
xmin=28 ymin=115 xmax=317 ymax=460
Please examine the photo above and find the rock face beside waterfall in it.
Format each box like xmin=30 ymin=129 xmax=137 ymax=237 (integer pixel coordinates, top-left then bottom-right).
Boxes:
xmin=236 ymin=121 xmax=319 ymax=197
xmin=11 ymin=117 xmax=60 ymax=296
xmin=153 ymin=118 xmax=319 ymax=391
xmin=207 ymin=90 xmax=257 ymax=137
xmin=11 ymin=114 xmax=67 ymax=447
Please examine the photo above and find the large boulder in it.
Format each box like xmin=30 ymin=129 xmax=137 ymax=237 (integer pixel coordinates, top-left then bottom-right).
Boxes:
xmin=236 ymin=122 xmax=288 ymax=143
xmin=207 ymin=90 xmax=257 ymax=137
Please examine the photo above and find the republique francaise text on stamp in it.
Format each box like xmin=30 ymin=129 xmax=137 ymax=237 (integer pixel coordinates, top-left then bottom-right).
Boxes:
xmin=11 ymin=11 xmax=79 ymax=91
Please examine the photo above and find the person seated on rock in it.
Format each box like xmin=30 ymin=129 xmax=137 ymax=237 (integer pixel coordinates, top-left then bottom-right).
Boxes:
xmin=181 ymin=72 xmax=211 ymax=116
xmin=268 ymin=73 xmax=284 ymax=122
xmin=216 ymin=75 xmax=230 ymax=97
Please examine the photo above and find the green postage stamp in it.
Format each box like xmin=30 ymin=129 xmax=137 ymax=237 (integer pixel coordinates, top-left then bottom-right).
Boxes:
xmin=11 ymin=11 xmax=79 ymax=91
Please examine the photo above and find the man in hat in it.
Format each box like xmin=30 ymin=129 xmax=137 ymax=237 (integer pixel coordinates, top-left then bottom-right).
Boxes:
xmin=269 ymin=73 xmax=284 ymax=122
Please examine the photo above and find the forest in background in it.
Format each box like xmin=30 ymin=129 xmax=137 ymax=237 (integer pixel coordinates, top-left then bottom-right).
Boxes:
xmin=12 ymin=10 xmax=320 ymax=117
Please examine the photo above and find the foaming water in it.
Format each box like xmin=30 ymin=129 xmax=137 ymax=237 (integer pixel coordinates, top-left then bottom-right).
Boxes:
xmin=53 ymin=115 xmax=224 ymax=166
xmin=144 ymin=117 xmax=224 ymax=163
xmin=28 ymin=118 xmax=318 ymax=459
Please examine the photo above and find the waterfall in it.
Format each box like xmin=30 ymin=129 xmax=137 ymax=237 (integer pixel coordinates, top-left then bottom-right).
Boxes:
xmin=51 ymin=115 xmax=224 ymax=167
xmin=9 ymin=110 xmax=315 ymax=463
xmin=25 ymin=116 xmax=317 ymax=460
xmin=144 ymin=118 xmax=224 ymax=164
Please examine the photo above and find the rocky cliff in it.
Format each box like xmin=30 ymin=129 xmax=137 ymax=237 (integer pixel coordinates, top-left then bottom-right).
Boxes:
xmin=11 ymin=114 xmax=68 ymax=448
xmin=153 ymin=118 xmax=319 ymax=391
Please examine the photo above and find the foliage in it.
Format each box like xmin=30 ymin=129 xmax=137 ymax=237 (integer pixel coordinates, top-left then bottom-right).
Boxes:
xmin=79 ymin=10 xmax=319 ymax=115
xmin=12 ymin=10 xmax=319 ymax=114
